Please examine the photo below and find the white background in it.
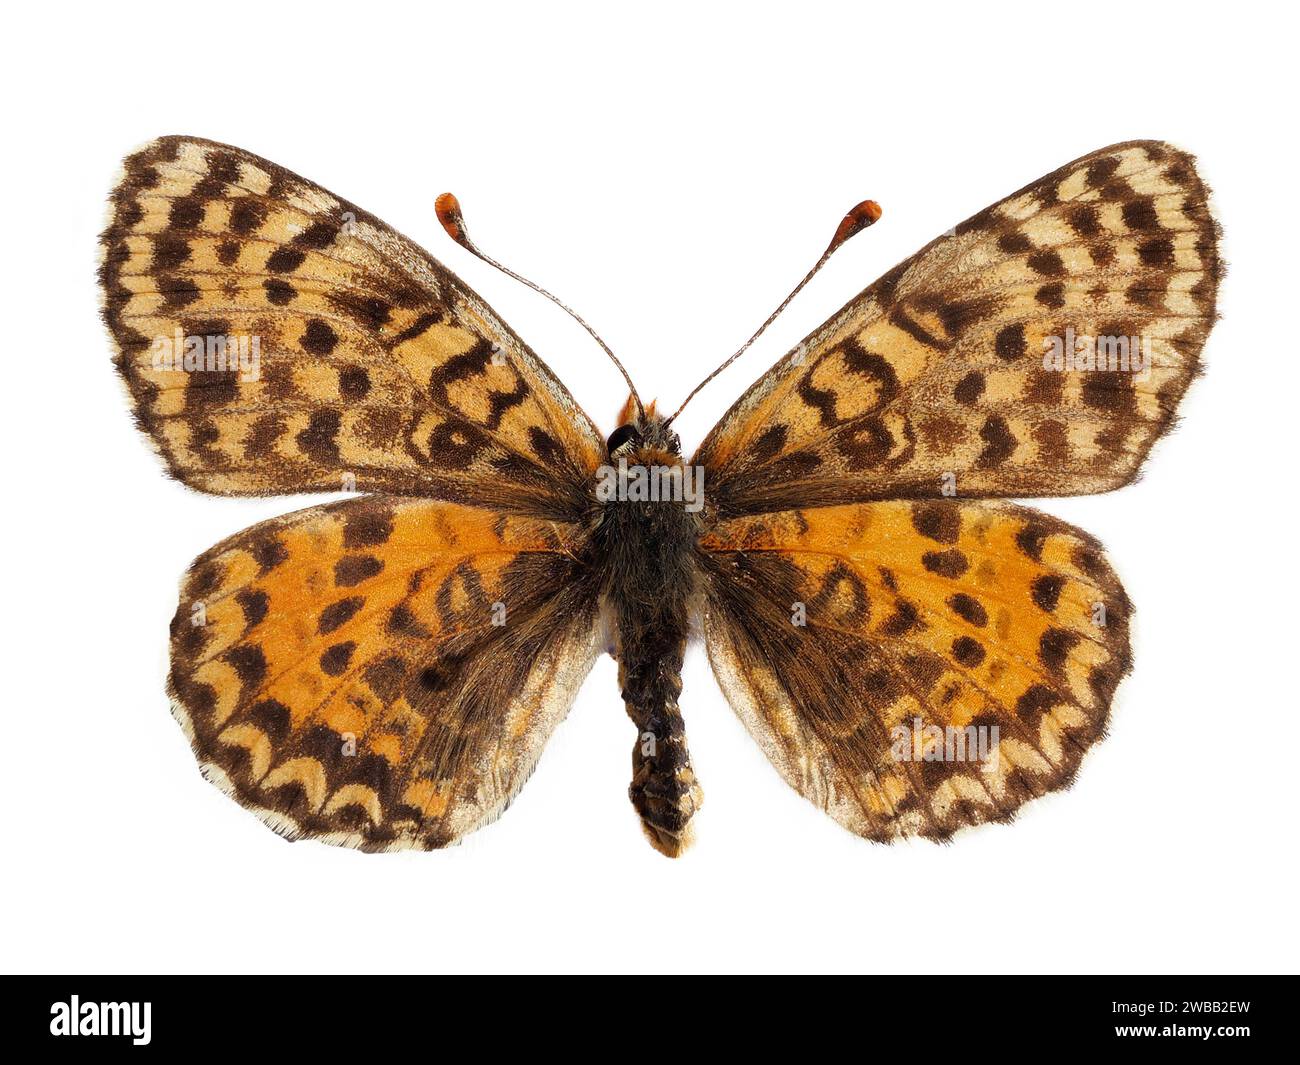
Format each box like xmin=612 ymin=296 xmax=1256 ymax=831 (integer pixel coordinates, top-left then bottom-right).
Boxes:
xmin=2 ymin=1 xmax=1295 ymax=975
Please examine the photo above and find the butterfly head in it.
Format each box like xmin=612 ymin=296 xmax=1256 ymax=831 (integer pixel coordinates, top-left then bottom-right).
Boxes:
xmin=607 ymin=398 xmax=681 ymax=462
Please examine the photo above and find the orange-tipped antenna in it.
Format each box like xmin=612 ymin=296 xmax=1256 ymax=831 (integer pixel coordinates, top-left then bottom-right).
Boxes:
xmin=663 ymin=198 xmax=882 ymax=427
xmin=435 ymin=193 xmax=645 ymax=421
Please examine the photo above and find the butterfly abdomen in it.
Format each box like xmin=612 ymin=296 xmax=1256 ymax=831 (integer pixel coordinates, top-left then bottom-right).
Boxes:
xmin=594 ymin=439 xmax=705 ymax=857
xmin=618 ymin=622 xmax=702 ymax=858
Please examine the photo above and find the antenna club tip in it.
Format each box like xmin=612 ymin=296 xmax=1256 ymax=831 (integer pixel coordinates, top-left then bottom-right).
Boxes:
xmin=435 ymin=192 xmax=467 ymax=243
xmin=827 ymin=199 xmax=883 ymax=253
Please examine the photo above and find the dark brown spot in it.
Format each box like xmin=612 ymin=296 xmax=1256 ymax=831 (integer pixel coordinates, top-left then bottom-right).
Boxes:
xmin=266 ymin=247 xmax=307 ymax=273
xmin=947 ymin=593 xmax=987 ymax=626
xmin=881 ymin=600 xmax=921 ymax=636
xmin=168 ymin=198 xmax=204 ymax=228
xmin=225 ymin=644 xmax=267 ymax=686
xmin=1138 ymin=237 xmax=1175 ymax=267
xmin=1090 ymin=663 xmax=1124 ymax=705
xmin=417 ymin=663 xmax=451 ymax=692
xmin=752 ymin=424 xmax=788 ymax=464
xmin=1086 ymin=157 xmax=1122 ymax=187
xmin=1023 ymin=370 xmax=1063 ymax=405
xmin=263 ymin=278 xmax=296 ymax=305
xmin=528 ymin=427 xmax=562 ymax=464
xmin=245 ymin=414 xmax=285 ymax=457
xmin=1121 ymin=197 xmax=1160 ymax=231
xmin=153 ymin=233 xmax=191 ymax=270
xmin=229 ymin=199 xmax=266 ymax=234
xmin=1067 ymin=205 xmax=1101 ymax=237
xmin=1035 ymin=282 xmax=1065 ymax=309
xmin=320 ymin=641 xmax=357 ymax=676
xmin=953 ymin=371 xmax=985 ymax=404
xmin=293 ymin=221 xmax=340 ymax=248
xmin=296 ymin=409 xmax=341 ymax=463
xmin=387 ymin=604 xmax=430 ymax=638
xmin=1031 ymin=573 xmax=1066 ymax=611
xmin=911 ymin=502 xmax=961 ymax=544
xmin=248 ymin=699 xmax=291 ymax=742
xmin=252 ymin=537 xmax=288 ymax=572
xmin=339 ymin=366 xmax=371 ymax=399
xmin=994 ymin=323 xmax=1026 ymax=362
xmin=1027 ymin=250 xmax=1065 ymax=277
xmin=301 ymin=319 xmax=338 ymax=356
xmin=976 ymin=414 xmax=1016 ymax=468
xmin=329 ymin=291 xmax=391 ymax=330
xmin=1039 ymin=627 xmax=1081 ymax=672
xmin=951 ymin=636 xmax=986 ymax=668
xmin=319 ymin=596 xmax=364 ymax=635
xmin=1089 ymin=242 xmax=1115 ymax=268
xmin=768 ymin=451 xmax=824 ymax=480
xmin=998 ymin=232 xmax=1033 ymax=254
xmin=1015 ymin=523 xmax=1049 ymax=561
xmin=899 ymin=649 xmax=945 ymax=694
xmin=1127 ymin=279 xmax=1165 ymax=309
xmin=1081 ymin=371 xmax=1135 ymax=413
xmin=183 ymin=366 xmax=239 ymax=409
xmin=236 ymin=589 xmax=268 ymax=628
xmin=922 ymin=549 xmax=969 ymax=578
xmin=1015 ymin=684 xmax=1059 ymax=723
xmin=344 ymin=509 xmax=393 ymax=548
xmin=364 ymin=657 xmax=406 ymax=702
xmin=335 ymin=554 xmax=383 ymax=586
xmin=158 ymin=276 xmax=201 ymax=308
xmin=1033 ymin=420 xmax=1069 ymax=464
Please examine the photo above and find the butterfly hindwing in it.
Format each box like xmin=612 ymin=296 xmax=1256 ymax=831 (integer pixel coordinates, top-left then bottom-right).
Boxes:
xmin=169 ymin=496 xmax=602 ymax=850
xmin=696 ymin=140 xmax=1221 ymax=516
xmin=100 ymin=136 xmax=602 ymax=517
xmin=699 ymin=501 xmax=1132 ymax=841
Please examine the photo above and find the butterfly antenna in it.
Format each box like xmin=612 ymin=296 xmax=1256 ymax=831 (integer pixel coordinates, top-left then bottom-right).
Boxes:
xmin=435 ymin=193 xmax=645 ymax=421
xmin=663 ymin=199 xmax=882 ymax=427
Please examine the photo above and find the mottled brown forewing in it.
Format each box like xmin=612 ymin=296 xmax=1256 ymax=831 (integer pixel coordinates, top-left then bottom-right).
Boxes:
xmin=100 ymin=136 xmax=603 ymax=517
xmin=696 ymin=141 xmax=1220 ymax=516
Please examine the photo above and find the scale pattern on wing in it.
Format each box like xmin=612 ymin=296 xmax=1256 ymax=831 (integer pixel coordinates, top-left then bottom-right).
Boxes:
xmin=168 ymin=496 xmax=601 ymax=850
xmin=696 ymin=141 xmax=1221 ymax=516
xmin=99 ymin=136 xmax=602 ymax=517
xmin=699 ymin=501 xmax=1131 ymax=841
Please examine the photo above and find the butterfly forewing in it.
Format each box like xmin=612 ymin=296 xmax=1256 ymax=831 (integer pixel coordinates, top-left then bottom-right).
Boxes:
xmin=100 ymin=136 xmax=602 ymax=517
xmin=695 ymin=140 xmax=1220 ymax=516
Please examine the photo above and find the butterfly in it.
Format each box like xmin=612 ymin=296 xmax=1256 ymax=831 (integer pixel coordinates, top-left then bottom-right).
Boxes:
xmin=99 ymin=136 xmax=1220 ymax=856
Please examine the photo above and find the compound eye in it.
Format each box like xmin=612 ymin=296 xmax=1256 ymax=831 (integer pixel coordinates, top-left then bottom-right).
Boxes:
xmin=606 ymin=424 xmax=641 ymax=454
